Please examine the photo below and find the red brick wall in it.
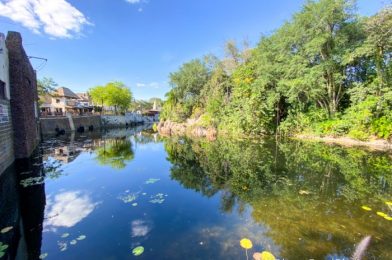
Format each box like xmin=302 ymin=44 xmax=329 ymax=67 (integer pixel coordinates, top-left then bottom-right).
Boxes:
xmin=6 ymin=32 xmax=40 ymax=159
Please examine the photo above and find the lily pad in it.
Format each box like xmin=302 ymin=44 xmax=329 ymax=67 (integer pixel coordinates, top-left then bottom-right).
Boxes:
xmin=240 ymin=238 xmax=253 ymax=249
xmin=145 ymin=178 xmax=160 ymax=184
xmin=20 ymin=176 xmax=45 ymax=187
xmin=386 ymin=201 xmax=392 ymax=206
xmin=58 ymin=242 xmax=67 ymax=252
xmin=132 ymin=246 xmax=144 ymax=256
xmin=61 ymin=233 xmax=70 ymax=238
xmin=132 ymin=203 xmax=138 ymax=207
xmin=260 ymin=251 xmax=276 ymax=260
xmin=1 ymin=226 xmax=13 ymax=233
xmin=77 ymin=235 xmax=86 ymax=241
xmin=119 ymin=193 xmax=138 ymax=203
xmin=377 ymin=212 xmax=388 ymax=218
xmin=384 ymin=216 xmax=392 ymax=221
xmin=149 ymin=193 xmax=166 ymax=204
xmin=0 ymin=242 xmax=9 ymax=257
xmin=70 ymin=240 xmax=77 ymax=245
xmin=39 ymin=253 xmax=48 ymax=259
xmin=361 ymin=206 xmax=372 ymax=211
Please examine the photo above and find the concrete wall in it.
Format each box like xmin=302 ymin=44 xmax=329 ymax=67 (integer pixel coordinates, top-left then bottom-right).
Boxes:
xmin=0 ymin=33 xmax=10 ymax=99
xmin=40 ymin=115 xmax=101 ymax=135
xmin=0 ymin=33 xmax=13 ymax=175
xmin=0 ymin=99 xmax=14 ymax=175
xmin=6 ymin=32 xmax=40 ymax=159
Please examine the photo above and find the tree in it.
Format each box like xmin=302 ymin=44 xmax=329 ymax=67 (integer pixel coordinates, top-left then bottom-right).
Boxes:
xmin=37 ymin=77 xmax=57 ymax=96
xmin=89 ymin=81 xmax=132 ymax=115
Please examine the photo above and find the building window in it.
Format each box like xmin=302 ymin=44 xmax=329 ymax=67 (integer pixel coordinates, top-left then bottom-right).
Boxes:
xmin=0 ymin=80 xmax=5 ymax=99
xmin=56 ymin=99 xmax=60 ymax=103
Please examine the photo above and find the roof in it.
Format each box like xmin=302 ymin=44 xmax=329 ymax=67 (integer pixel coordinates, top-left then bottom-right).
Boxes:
xmin=76 ymin=92 xmax=90 ymax=101
xmin=54 ymin=87 xmax=79 ymax=99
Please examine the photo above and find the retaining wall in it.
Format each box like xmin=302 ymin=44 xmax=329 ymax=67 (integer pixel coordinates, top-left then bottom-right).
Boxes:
xmin=40 ymin=115 xmax=101 ymax=135
xmin=102 ymin=113 xmax=158 ymax=128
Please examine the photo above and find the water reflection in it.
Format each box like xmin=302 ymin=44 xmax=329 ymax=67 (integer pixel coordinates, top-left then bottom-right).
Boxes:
xmin=95 ymin=137 xmax=134 ymax=169
xmin=44 ymin=191 xmax=98 ymax=230
xmin=164 ymin=136 xmax=392 ymax=259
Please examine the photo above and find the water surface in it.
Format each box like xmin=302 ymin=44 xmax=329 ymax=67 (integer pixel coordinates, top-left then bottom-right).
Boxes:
xmin=1 ymin=127 xmax=392 ymax=259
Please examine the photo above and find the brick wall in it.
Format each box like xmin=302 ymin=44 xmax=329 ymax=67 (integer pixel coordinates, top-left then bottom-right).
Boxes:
xmin=0 ymin=99 xmax=14 ymax=174
xmin=6 ymin=32 xmax=40 ymax=159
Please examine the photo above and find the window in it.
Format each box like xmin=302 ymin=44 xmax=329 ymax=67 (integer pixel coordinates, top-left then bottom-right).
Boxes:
xmin=56 ymin=99 xmax=60 ymax=103
xmin=0 ymin=80 xmax=5 ymax=99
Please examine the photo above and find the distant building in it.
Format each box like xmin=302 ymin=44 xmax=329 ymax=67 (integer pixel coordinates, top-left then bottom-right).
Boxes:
xmin=40 ymin=87 xmax=93 ymax=116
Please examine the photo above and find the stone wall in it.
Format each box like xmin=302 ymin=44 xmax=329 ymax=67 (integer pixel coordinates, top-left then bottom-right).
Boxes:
xmin=0 ymin=99 xmax=13 ymax=175
xmin=102 ymin=113 xmax=158 ymax=128
xmin=6 ymin=32 xmax=40 ymax=159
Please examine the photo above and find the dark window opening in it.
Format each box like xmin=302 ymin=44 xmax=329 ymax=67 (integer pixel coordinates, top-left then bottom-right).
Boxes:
xmin=0 ymin=80 xmax=6 ymax=99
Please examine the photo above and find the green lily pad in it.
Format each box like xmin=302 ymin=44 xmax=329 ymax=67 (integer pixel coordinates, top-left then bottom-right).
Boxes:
xmin=132 ymin=203 xmax=138 ymax=207
xmin=0 ymin=242 xmax=9 ymax=257
xmin=20 ymin=176 xmax=45 ymax=188
xmin=70 ymin=240 xmax=77 ymax=245
xmin=145 ymin=178 xmax=160 ymax=184
xmin=76 ymin=235 xmax=86 ymax=241
xmin=61 ymin=233 xmax=70 ymax=238
xmin=119 ymin=193 xmax=138 ymax=203
xmin=39 ymin=253 xmax=48 ymax=259
xmin=59 ymin=242 xmax=67 ymax=252
xmin=1 ymin=226 xmax=13 ymax=234
xmin=132 ymin=246 xmax=144 ymax=256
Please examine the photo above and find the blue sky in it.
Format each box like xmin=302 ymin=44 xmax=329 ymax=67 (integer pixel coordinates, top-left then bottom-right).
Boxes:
xmin=0 ymin=0 xmax=388 ymax=100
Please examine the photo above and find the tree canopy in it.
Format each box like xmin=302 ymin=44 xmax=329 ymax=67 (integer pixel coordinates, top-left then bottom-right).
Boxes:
xmin=160 ymin=0 xmax=392 ymax=140
xmin=89 ymin=81 xmax=133 ymax=114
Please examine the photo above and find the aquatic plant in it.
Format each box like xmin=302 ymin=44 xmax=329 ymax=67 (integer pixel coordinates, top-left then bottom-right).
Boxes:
xmin=0 ymin=242 xmax=8 ymax=258
xmin=77 ymin=235 xmax=86 ymax=241
xmin=118 ymin=193 xmax=138 ymax=203
xmin=39 ymin=253 xmax=48 ymax=259
xmin=240 ymin=238 xmax=253 ymax=260
xmin=70 ymin=240 xmax=77 ymax=245
xmin=61 ymin=233 xmax=70 ymax=238
xmin=149 ymin=193 xmax=166 ymax=204
xmin=0 ymin=226 xmax=13 ymax=234
xmin=132 ymin=246 xmax=144 ymax=256
xmin=145 ymin=178 xmax=160 ymax=184
xmin=253 ymin=251 xmax=276 ymax=260
xmin=20 ymin=176 xmax=45 ymax=187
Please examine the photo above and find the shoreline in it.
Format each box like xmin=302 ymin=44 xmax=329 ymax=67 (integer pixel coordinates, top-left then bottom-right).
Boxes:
xmin=294 ymin=134 xmax=392 ymax=152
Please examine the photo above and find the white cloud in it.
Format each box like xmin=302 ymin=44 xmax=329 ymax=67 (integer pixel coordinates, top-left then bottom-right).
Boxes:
xmin=131 ymin=219 xmax=152 ymax=237
xmin=44 ymin=191 xmax=98 ymax=229
xmin=125 ymin=0 xmax=141 ymax=4
xmin=136 ymin=82 xmax=162 ymax=89
xmin=0 ymin=0 xmax=91 ymax=38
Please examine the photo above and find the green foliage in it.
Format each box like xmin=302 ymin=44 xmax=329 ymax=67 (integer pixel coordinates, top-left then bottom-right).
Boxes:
xmin=161 ymin=1 xmax=392 ymax=140
xmin=89 ymin=82 xmax=132 ymax=114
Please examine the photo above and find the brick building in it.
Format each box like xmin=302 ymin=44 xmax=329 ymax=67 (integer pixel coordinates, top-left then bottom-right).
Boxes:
xmin=0 ymin=31 xmax=40 ymax=175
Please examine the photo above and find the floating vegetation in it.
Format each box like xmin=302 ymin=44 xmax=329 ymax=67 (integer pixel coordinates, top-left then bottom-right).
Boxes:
xmin=386 ymin=201 xmax=392 ymax=206
xmin=0 ymin=242 xmax=8 ymax=258
xmin=132 ymin=203 xmax=138 ymax=207
xmin=376 ymin=212 xmax=388 ymax=218
xmin=361 ymin=206 xmax=372 ymax=211
xmin=253 ymin=251 xmax=276 ymax=260
xmin=58 ymin=242 xmax=67 ymax=252
xmin=132 ymin=246 xmax=144 ymax=256
xmin=145 ymin=178 xmax=160 ymax=184
xmin=384 ymin=216 xmax=392 ymax=221
xmin=0 ymin=226 xmax=13 ymax=234
xmin=240 ymin=238 xmax=252 ymax=260
xmin=39 ymin=253 xmax=48 ymax=259
xmin=240 ymin=238 xmax=253 ymax=249
xmin=149 ymin=193 xmax=166 ymax=204
xmin=77 ymin=235 xmax=86 ymax=241
xmin=70 ymin=240 xmax=77 ymax=245
xmin=20 ymin=176 xmax=45 ymax=188
xmin=142 ymin=193 xmax=147 ymax=196
xmin=61 ymin=233 xmax=70 ymax=238
xmin=118 ymin=193 xmax=138 ymax=204
xmin=299 ymin=190 xmax=311 ymax=195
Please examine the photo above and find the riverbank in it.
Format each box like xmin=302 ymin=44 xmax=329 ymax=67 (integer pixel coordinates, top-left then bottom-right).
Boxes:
xmin=294 ymin=134 xmax=392 ymax=152
xmin=157 ymin=120 xmax=392 ymax=152
xmin=157 ymin=120 xmax=217 ymax=140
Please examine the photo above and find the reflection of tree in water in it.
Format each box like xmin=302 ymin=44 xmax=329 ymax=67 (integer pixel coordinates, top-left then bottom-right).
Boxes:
xmin=95 ymin=137 xmax=134 ymax=169
xmin=164 ymin=137 xmax=392 ymax=259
